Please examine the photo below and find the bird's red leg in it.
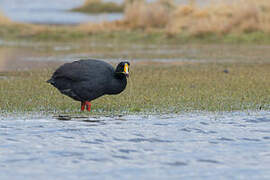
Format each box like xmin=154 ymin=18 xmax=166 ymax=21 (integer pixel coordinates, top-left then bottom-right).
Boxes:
xmin=86 ymin=101 xmax=91 ymax=112
xmin=81 ymin=102 xmax=86 ymax=111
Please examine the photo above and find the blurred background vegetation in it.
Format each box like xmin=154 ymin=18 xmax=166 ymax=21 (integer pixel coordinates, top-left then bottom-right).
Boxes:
xmin=1 ymin=0 xmax=270 ymax=113
xmin=0 ymin=0 xmax=270 ymax=43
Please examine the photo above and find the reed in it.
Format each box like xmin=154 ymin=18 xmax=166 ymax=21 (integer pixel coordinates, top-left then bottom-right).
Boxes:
xmin=120 ymin=0 xmax=270 ymax=35
xmin=166 ymin=0 xmax=270 ymax=35
xmin=123 ymin=0 xmax=175 ymax=29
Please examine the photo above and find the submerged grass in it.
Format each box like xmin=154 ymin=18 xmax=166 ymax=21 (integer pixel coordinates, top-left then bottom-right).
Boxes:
xmin=0 ymin=62 xmax=269 ymax=114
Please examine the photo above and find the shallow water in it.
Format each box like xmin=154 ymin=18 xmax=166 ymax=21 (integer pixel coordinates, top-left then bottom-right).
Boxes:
xmin=0 ymin=0 xmax=122 ymax=24
xmin=1 ymin=43 xmax=270 ymax=71
xmin=0 ymin=111 xmax=270 ymax=180
xmin=0 ymin=0 xmax=232 ymax=24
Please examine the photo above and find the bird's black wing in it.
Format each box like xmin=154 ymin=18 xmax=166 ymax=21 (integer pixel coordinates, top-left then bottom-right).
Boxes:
xmin=52 ymin=60 xmax=108 ymax=80
xmin=49 ymin=59 xmax=115 ymax=101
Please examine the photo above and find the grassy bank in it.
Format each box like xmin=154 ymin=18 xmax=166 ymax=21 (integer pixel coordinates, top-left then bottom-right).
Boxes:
xmin=1 ymin=62 xmax=269 ymax=114
xmin=1 ymin=22 xmax=270 ymax=45
xmin=72 ymin=0 xmax=124 ymax=13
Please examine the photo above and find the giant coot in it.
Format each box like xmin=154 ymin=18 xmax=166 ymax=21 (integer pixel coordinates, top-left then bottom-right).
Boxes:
xmin=47 ymin=59 xmax=130 ymax=111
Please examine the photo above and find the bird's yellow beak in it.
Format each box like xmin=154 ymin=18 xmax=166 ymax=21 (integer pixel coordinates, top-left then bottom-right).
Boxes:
xmin=124 ymin=63 xmax=129 ymax=77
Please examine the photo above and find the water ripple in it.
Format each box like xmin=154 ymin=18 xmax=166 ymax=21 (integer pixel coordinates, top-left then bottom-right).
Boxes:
xmin=245 ymin=117 xmax=270 ymax=123
xmin=1 ymin=111 xmax=270 ymax=180
xmin=217 ymin=137 xmax=235 ymax=141
xmin=241 ymin=138 xmax=261 ymax=142
xmin=197 ymin=159 xmax=222 ymax=164
xmin=118 ymin=149 xmax=138 ymax=154
xmin=128 ymin=138 xmax=173 ymax=143
xmin=166 ymin=161 xmax=188 ymax=166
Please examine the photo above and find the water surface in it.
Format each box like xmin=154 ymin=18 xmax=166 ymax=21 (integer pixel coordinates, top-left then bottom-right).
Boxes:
xmin=0 ymin=112 xmax=270 ymax=179
xmin=0 ymin=0 xmax=122 ymax=24
xmin=1 ymin=43 xmax=270 ymax=71
xmin=0 ymin=0 xmax=234 ymax=24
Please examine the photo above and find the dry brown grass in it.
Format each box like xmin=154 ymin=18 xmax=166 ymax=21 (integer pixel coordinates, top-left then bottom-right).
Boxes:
xmin=123 ymin=0 xmax=175 ymax=29
xmin=0 ymin=11 xmax=11 ymax=25
xmin=166 ymin=0 xmax=270 ymax=35
xmin=114 ymin=0 xmax=270 ymax=35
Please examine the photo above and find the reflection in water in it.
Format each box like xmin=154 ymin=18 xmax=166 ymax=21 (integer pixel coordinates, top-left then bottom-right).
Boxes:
xmin=1 ymin=112 xmax=270 ymax=180
xmin=54 ymin=115 xmax=106 ymax=124
xmin=0 ymin=47 xmax=35 ymax=71
xmin=0 ymin=47 xmax=62 ymax=71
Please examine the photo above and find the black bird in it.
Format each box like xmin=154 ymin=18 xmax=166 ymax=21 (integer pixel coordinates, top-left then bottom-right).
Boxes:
xmin=47 ymin=59 xmax=130 ymax=111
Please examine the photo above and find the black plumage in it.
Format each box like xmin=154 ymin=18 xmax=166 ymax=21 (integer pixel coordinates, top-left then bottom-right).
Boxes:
xmin=47 ymin=59 xmax=130 ymax=111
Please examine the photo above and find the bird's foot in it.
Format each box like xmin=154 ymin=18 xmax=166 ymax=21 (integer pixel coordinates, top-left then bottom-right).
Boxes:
xmin=81 ymin=101 xmax=91 ymax=112
xmin=86 ymin=101 xmax=91 ymax=112
xmin=81 ymin=102 xmax=86 ymax=111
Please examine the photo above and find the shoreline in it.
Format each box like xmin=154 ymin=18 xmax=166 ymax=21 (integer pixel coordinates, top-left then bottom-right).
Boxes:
xmin=1 ymin=109 xmax=269 ymax=118
xmin=1 ymin=23 xmax=270 ymax=45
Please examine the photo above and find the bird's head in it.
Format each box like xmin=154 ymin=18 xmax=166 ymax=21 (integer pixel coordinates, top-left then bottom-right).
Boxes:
xmin=115 ymin=61 xmax=130 ymax=78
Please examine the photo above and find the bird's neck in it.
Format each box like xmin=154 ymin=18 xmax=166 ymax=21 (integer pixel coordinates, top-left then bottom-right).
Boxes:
xmin=106 ymin=73 xmax=127 ymax=95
